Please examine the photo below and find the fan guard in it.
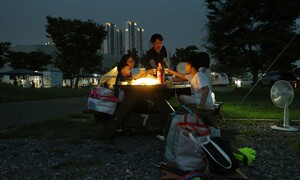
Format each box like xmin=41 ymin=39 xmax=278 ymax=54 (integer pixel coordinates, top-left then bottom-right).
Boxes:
xmin=176 ymin=62 xmax=186 ymax=74
xmin=270 ymin=80 xmax=298 ymax=132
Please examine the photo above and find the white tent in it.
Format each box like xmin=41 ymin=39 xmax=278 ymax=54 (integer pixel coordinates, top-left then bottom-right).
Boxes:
xmin=99 ymin=67 xmax=144 ymax=88
xmin=99 ymin=66 xmax=118 ymax=88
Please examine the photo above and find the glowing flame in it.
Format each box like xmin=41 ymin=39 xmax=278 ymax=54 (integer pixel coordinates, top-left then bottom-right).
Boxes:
xmin=132 ymin=78 xmax=159 ymax=85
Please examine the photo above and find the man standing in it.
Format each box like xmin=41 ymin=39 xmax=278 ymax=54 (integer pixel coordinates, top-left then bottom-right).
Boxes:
xmin=145 ymin=34 xmax=170 ymax=69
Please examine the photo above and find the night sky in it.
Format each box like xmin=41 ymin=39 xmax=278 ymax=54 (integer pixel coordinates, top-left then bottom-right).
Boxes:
xmin=0 ymin=0 xmax=208 ymax=54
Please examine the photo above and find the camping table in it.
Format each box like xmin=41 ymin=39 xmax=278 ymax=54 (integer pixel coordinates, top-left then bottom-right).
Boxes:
xmin=99 ymin=84 xmax=191 ymax=139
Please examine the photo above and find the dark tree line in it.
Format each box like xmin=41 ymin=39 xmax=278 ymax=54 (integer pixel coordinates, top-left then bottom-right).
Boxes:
xmin=204 ymin=0 xmax=300 ymax=84
xmin=1 ymin=16 xmax=107 ymax=89
xmin=46 ymin=16 xmax=107 ymax=88
xmin=0 ymin=42 xmax=52 ymax=71
xmin=0 ymin=42 xmax=11 ymax=68
xmin=6 ymin=51 xmax=52 ymax=71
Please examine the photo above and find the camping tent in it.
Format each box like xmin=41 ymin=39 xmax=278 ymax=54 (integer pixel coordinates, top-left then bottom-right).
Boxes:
xmin=0 ymin=68 xmax=43 ymax=87
xmin=99 ymin=66 xmax=118 ymax=88
xmin=99 ymin=67 xmax=144 ymax=88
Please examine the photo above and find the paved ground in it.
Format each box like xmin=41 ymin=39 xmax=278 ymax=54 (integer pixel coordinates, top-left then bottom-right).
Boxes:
xmin=0 ymin=97 xmax=88 ymax=130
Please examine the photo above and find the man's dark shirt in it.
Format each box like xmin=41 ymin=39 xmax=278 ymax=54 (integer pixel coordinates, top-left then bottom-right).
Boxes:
xmin=145 ymin=46 xmax=167 ymax=69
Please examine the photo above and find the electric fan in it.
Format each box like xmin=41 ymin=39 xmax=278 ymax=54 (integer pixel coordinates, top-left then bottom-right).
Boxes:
xmin=176 ymin=62 xmax=186 ymax=74
xmin=270 ymin=80 xmax=298 ymax=131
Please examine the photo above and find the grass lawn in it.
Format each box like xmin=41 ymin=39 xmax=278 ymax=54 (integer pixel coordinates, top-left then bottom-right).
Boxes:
xmin=0 ymin=83 xmax=90 ymax=103
xmin=1 ymin=82 xmax=299 ymax=120
xmin=0 ymin=83 xmax=299 ymax=153
xmin=213 ymin=86 xmax=300 ymax=120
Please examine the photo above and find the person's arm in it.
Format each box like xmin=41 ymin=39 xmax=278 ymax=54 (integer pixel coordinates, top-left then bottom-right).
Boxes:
xmin=172 ymin=76 xmax=186 ymax=82
xmin=162 ymin=47 xmax=170 ymax=68
xmin=163 ymin=57 xmax=170 ymax=68
xmin=166 ymin=69 xmax=186 ymax=80
xmin=199 ymin=86 xmax=209 ymax=107
xmin=133 ymin=71 xmax=147 ymax=79
xmin=132 ymin=69 xmax=155 ymax=79
xmin=149 ymin=59 xmax=157 ymax=69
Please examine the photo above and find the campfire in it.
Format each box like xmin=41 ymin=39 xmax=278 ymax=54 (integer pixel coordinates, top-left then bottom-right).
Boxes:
xmin=132 ymin=78 xmax=159 ymax=85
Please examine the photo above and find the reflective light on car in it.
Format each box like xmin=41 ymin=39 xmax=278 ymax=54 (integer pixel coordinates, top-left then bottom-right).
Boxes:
xmin=235 ymin=80 xmax=242 ymax=87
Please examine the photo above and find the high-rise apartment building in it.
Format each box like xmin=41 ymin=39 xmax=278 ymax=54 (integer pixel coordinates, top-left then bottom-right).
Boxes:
xmin=101 ymin=23 xmax=124 ymax=71
xmin=124 ymin=21 xmax=137 ymax=54
xmin=136 ymin=27 xmax=145 ymax=57
xmin=124 ymin=21 xmax=144 ymax=57
xmin=101 ymin=21 xmax=144 ymax=70
xmin=102 ymin=21 xmax=144 ymax=57
xmin=102 ymin=22 xmax=122 ymax=56
xmin=116 ymin=28 xmax=124 ymax=56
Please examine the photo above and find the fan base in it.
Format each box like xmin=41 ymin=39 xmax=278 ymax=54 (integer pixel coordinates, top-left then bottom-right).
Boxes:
xmin=271 ymin=125 xmax=298 ymax=132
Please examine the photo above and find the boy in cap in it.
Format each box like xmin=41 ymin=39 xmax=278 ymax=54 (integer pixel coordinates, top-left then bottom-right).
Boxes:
xmin=166 ymin=53 xmax=213 ymax=110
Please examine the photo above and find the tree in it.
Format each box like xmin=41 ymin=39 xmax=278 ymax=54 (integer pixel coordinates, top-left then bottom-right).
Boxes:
xmin=175 ymin=45 xmax=198 ymax=61
xmin=0 ymin=42 xmax=11 ymax=68
xmin=46 ymin=16 xmax=107 ymax=88
xmin=175 ymin=45 xmax=199 ymax=62
xmin=139 ymin=53 xmax=147 ymax=68
xmin=6 ymin=51 xmax=52 ymax=71
xmin=173 ymin=45 xmax=199 ymax=69
xmin=6 ymin=52 xmax=28 ymax=69
xmin=169 ymin=54 xmax=179 ymax=71
xmin=27 ymin=52 xmax=53 ymax=71
xmin=204 ymin=0 xmax=300 ymax=84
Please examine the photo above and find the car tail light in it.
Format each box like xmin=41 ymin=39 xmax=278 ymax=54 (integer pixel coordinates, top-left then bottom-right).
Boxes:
xmin=295 ymin=80 xmax=299 ymax=89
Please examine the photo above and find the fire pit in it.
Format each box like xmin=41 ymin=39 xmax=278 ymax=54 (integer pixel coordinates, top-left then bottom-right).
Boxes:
xmin=99 ymin=82 xmax=191 ymax=139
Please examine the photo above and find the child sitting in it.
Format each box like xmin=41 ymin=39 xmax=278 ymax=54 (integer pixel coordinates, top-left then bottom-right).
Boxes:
xmin=166 ymin=54 xmax=214 ymax=110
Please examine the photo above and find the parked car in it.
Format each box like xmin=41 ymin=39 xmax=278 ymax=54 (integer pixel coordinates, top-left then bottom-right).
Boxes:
xmin=211 ymin=72 xmax=229 ymax=86
xmin=234 ymin=78 xmax=253 ymax=87
xmin=293 ymin=67 xmax=300 ymax=78
xmin=258 ymin=71 xmax=298 ymax=88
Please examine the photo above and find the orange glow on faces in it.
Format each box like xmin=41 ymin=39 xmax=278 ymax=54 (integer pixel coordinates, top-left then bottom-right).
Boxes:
xmin=126 ymin=57 xmax=135 ymax=69
xmin=185 ymin=63 xmax=191 ymax=74
xmin=152 ymin=39 xmax=163 ymax=53
xmin=121 ymin=65 xmax=131 ymax=76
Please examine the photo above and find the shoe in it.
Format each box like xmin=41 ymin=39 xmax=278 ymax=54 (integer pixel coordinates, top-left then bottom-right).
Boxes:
xmin=156 ymin=135 xmax=165 ymax=141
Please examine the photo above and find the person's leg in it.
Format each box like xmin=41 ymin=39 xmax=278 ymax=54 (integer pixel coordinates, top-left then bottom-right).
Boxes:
xmin=178 ymin=95 xmax=197 ymax=105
